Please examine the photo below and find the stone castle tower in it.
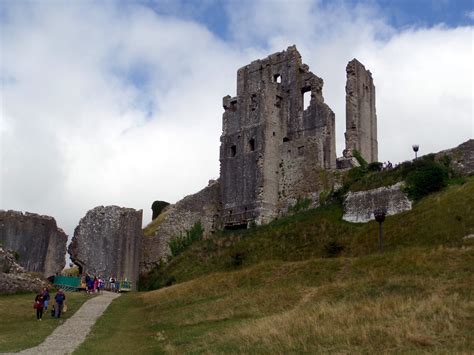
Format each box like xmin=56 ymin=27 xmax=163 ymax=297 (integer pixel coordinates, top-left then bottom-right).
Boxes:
xmin=220 ymin=46 xmax=336 ymax=228
xmin=344 ymin=59 xmax=378 ymax=163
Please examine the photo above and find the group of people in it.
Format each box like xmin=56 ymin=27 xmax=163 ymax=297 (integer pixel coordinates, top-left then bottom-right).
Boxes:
xmin=83 ymin=274 xmax=105 ymax=294
xmin=33 ymin=288 xmax=66 ymax=321
xmin=82 ymin=274 xmax=121 ymax=293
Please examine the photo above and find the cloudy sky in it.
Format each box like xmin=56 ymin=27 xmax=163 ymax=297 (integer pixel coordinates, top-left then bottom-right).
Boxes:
xmin=1 ymin=0 xmax=473 ymax=240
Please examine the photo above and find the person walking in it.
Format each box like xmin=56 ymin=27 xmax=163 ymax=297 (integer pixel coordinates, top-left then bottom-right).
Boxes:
xmin=42 ymin=287 xmax=50 ymax=311
xmin=34 ymin=290 xmax=45 ymax=321
xmin=54 ymin=289 xmax=66 ymax=318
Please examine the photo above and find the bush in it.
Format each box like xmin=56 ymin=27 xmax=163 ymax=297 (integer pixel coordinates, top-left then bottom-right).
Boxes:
xmin=231 ymin=252 xmax=246 ymax=267
xmin=168 ymin=222 xmax=204 ymax=258
xmin=367 ymin=162 xmax=383 ymax=172
xmin=323 ymin=241 xmax=344 ymax=257
xmin=404 ymin=160 xmax=448 ymax=200
xmin=151 ymin=200 xmax=170 ymax=220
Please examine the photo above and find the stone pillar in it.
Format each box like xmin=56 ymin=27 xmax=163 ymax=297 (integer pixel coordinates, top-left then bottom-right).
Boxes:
xmin=344 ymin=59 xmax=378 ymax=163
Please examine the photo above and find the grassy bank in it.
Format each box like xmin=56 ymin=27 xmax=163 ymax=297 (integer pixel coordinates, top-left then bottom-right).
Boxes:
xmin=0 ymin=291 xmax=90 ymax=352
xmin=76 ymin=244 xmax=473 ymax=353
xmin=142 ymin=177 xmax=474 ymax=289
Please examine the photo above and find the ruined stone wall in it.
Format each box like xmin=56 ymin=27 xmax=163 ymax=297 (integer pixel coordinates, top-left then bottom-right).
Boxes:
xmin=220 ymin=46 xmax=336 ymax=227
xmin=0 ymin=210 xmax=67 ymax=277
xmin=68 ymin=206 xmax=142 ymax=290
xmin=140 ymin=180 xmax=220 ymax=272
xmin=343 ymin=183 xmax=412 ymax=223
xmin=434 ymin=139 xmax=474 ymax=175
xmin=344 ymin=59 xmax=378 ymax=163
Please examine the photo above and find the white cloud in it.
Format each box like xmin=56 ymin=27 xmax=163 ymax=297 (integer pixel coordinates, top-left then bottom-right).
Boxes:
xmin=0 ymin=0 xmax=472 ymax=244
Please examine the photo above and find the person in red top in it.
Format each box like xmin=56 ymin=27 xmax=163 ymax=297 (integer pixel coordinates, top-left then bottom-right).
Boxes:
xmin=34 ymin=290 xmax=45 ymax=321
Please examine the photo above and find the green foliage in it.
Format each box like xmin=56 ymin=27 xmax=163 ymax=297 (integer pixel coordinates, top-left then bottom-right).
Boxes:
xmin=168 ymin=221 xmax=204 ymax=258
xmin=323 ymin=240 xmax=345 ymax=257
xmin=151 ymin=200 xmax=170 ymax=220
xmin=404 ymin=160 xmax=448 ymax=200
xmin=12 ymin=251 xmax=20 ymax=261
xmin=352 ymin=149 xmax=368 ymax=168
xmin=290 ymin=197 xmax=312 ymax=213
xmin=230 ymin=252 xmax=246 ymax=267
xmin=367 ymin=162 xmax=383 ymax=172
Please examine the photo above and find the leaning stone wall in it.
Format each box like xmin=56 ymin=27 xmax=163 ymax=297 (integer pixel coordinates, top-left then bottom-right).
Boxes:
xmin=343 ymin=182 xmax=412 ymax=223
xmin=69 ymin=206 xmax=143 ymax=290
xmin=344 ymin=59 xmax=378 ymax=163
xmin=140 ymin=180 xmax=220 ymax=272
xmin=0 ymin=210 xmax=67 ymax=277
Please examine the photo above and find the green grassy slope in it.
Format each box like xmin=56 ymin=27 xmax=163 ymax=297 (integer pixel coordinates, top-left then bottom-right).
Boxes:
xmin=76 ymin=178 xmax=474 ymax=353
xmin=142 ymin=177 xmax=474 ymax=289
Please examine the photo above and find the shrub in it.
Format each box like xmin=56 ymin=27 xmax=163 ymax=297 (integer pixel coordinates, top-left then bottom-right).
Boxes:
xmin=404 ymin=160 xmax=448 ymax=200
xmin=290 ymin=197 xmax=312 ymax=213
xmin=352 ymin=149 xmax=368 ymax=169
xmin=323 ymin=241 xmax=344 ymax=257
xmin=169 ymin=222 xmax=204 ymax=257
xmin=231 ymin=252 xmax=246 ymax=267
xmin=151 ymin=200 xmax=170 ymax=220
xmin=367 ymin=162 xmax=383 ymax=172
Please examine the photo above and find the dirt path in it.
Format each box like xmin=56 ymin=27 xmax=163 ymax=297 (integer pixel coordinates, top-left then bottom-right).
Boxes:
xmin=16 ymin=291 xmax=120 ymax=355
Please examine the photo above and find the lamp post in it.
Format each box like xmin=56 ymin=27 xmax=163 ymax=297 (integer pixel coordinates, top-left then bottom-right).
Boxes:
xmin=373 ymin=208 xmax=386 ymax=252
xmin=412 ymin=144 xmax=419 ymax=161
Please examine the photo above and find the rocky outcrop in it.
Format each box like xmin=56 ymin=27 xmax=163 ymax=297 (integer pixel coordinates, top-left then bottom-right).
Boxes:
xmin=68 ymin=206 xmax=143 ymax=290
xmin=0 ymin=210 xmax=67 ymax=277
xmin=141 ymin=180 xmax=220 ymax=272
xmin=343 ymin=182 xmax=412 ymax=223
xmin=0 ymin=247 xmax=48 ymax=294
xmin=435 ymin=139 xmax=474 ymax=175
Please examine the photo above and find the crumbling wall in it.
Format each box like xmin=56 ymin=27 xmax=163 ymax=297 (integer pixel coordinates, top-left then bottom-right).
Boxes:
xmin=0 ymin=210 xmax=67 ymax=277
xmin=140 ymin=180 xmax=220 ymax=272
xmin=344 ymin=59 xmax=378 ymax=163
xmin=69 ymin=206 xmax=142 ymax=290
xmin=343 ymin=183 xmax=411 ymax=223
xmin=220 ymin=46 xmax=336 ymax=228
xmin=434 ymin=139 xmax=474 ymax=175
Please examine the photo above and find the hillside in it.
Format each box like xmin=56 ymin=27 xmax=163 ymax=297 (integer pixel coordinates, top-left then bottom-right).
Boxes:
xmin=75 ymin=177 xmax=474 ymax=353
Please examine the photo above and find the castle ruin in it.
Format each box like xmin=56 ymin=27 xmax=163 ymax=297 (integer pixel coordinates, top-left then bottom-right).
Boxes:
xmin=141 ymin=45 xmax=379 ymax=269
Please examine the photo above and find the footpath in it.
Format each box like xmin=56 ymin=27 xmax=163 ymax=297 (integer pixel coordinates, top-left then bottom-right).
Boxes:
xmin=16 ymin=291 xmax=120 ymax=355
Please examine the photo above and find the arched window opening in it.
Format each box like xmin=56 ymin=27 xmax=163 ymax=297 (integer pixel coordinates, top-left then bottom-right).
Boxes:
xmin=230 ymin=145 xmax=236 ymax=157
xmin=248 ymin=138 xmax=255 ymax=152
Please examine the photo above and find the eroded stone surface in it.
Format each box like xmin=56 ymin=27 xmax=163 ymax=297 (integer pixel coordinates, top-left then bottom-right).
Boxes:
xmin=69 ymin=206 xmax=142 ymax=289
xmin=141 ymin=180 xmax=220 ymax=272
xmin=343 ymin=182 xmax=412 ymax=223
xmin=0 ymin=247 xmax=48 ymax=294
xmin=434 ymin=139 xmax=474 ymax=175
xmin=220 ymin=45 xmax=336 ymax=228
xmin=344 ymin=59 xmax=378 ymax=163
xmin=0 ymin=210 xmax=67 ymax=277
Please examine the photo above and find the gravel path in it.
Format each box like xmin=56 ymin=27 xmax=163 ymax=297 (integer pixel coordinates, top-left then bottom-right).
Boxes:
xmin=16 ymin=291 xmax=120 ymax=355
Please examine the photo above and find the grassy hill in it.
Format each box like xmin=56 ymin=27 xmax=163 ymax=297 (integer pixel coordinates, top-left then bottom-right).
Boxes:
xmin=75 ymin=177 xmax=474 ymax=353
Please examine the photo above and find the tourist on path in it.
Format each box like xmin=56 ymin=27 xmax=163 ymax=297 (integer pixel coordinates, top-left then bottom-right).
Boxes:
xmin=54 ymin=289 xmax=66 ymax=318
xmin=34 ymin=290 xmax=45 ymax=321
xmin=42 ymin=287 xmax=50 ymax=311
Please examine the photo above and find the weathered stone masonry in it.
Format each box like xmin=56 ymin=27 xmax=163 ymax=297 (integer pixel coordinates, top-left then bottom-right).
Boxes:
xmin=141 ymin=46 xmax=381 ymax=268
xmin=344 ymin=59 xmax=378 ymax=163
xmin=0 ymin=210 xmax=67 ymax=277
xmin=220 ymin=46 xmax=336 ymax=228
xmin=69 ymin=206 xmax=143 ymax=290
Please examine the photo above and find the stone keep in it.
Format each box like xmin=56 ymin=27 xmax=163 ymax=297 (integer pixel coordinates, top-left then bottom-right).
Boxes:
xmin=69 ymin=206 xmax=142 ymax=289
xmin=344 ymin=59 xmax=378 ymax=163
xmin=0 ymin=210 xmax=67 ymax=277
xmin=220 ymin=46 xmax=336 ymax=228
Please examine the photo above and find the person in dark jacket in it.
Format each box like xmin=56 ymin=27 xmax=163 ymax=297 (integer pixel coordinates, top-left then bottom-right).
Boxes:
xmin=54 ymin=289 xmax=66 ymax=318
xmin=42 ymin=287 xmax=50 ymax=311
xmin=34 ymin=290 xmax=45 ymax=321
